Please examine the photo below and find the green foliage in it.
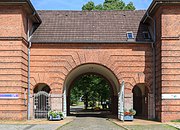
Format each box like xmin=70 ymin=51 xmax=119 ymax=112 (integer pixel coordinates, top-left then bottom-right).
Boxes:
xmin=125 ymin=125 xmax=178 ymax=130
xmin=124 ymin=108 xmax=136 ymax=116
xmin=94 ymin=4 xmax=104 ymax=10
xmin=70 ymin=74 xmax=111 ymax=109
xmin=70 ymin=85 xmax=82 ymax=105
xmin=124 ymin=2 xmax=135 ymax=10
xmin=82 ymin=1 xmax=95 ymax=11
xmin=82 ymin=0 xmax=135 ymax=11
xmin=129 ymin=108 xmax=136 ymax=115
xmin=48 ymin=110 xmax=63 ymax=118
xmin=171 ymin=119 xmax=180 ymax=122
xmin=103 ymin=0 xmax=125 ymax=10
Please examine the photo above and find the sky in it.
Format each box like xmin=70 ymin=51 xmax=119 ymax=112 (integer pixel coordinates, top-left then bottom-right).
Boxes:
xmin=31 ymin=0 xmax=152 ymax=10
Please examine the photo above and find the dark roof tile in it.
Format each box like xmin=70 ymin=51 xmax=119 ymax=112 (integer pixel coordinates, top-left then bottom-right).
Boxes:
xmin=31 ymin=10 xmax=151 ymax=43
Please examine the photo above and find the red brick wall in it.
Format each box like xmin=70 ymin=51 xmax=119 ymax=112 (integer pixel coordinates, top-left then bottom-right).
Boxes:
xmin=160 ymin=6 xmax=180 ymax=122
xmin=0 ymin=6 xmax=29 ymax=120
xmin=154 ymin=6 xmax=163 ymax=122
xmin=30 ymin=43 xmax=152 ymax=92
xmin=0 ymin=4 xmax=154 ymax=120
xmin=2 ymin=2 xmax=180 ymax=122
xmin=30 ymin=43 xmax=153 ymax=116
xmin=0 ymin=40 xmax=28 ymax=120
xmin=0 ymin=6 xmax=29 ymax=39
xmin=154 ymin=6 xmax=180 ymax=122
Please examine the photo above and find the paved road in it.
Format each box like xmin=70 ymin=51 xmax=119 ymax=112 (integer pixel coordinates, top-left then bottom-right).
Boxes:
xmin=0 ymin=124 xmax=61 ymax=130
xmin=59 ymin=117 xmax=125 ymax=130
xmin=168 ymin=123 xmax=180 ymax=130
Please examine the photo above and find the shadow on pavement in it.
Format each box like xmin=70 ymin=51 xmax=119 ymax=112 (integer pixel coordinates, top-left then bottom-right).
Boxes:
xmin=70 ymin=109 xmax=117 ymax=119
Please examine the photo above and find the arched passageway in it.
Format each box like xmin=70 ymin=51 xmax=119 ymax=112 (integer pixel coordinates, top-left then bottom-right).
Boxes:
xmin=33 ymin=83 xmax=51 ymax=118
xmin=132 ymin=84 xmax=149 ymax=118
xmin=63 ymin=63 xmax=120 ymax=117
xmin=69 ymin=73 xmax=113 ymax=116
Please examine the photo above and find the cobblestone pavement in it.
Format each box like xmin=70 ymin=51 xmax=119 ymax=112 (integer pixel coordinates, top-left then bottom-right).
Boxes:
xmin=0 ymin=124 xmax=61 ymax=130
xmin=59 ymin=117 xmax=125 ymax=130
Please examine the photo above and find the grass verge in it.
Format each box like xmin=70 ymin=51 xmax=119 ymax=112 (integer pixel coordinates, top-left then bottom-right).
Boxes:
xmin=171 ymin=119 xmax=180 ymax=122
xmin=124 ymin=124 xmax=178 ymax=130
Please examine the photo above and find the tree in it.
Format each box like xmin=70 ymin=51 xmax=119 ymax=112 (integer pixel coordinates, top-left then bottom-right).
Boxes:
xmin=94 ymin=4 xmax=103 ymax=10
xmin=82 ymin=1 xmax=95 ymax=11
xmin=70 ymin=74 xmax=111 ymax=109
xmin=82 ymin=0 xmax=135 ymax=11
xmin=124 ymin=2 xmax=136 ymax=10
xmin=103 ymin=0 xmax=125 ymax=10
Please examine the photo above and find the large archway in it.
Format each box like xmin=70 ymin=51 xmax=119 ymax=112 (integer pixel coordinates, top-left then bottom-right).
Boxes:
xmin=69 ymin=73 xmax=113 ymax=116
xmin=63 ymin=63 xmax=120 ymax=117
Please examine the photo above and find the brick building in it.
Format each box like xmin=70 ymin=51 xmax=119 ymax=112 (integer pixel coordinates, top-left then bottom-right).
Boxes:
xmin=0 ymin=0 xmax=179 ymax=122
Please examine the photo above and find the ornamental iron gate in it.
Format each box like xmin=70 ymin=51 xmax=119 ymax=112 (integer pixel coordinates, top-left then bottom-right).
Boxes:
xmin=34 ymin=91 xmax=51 ymax=118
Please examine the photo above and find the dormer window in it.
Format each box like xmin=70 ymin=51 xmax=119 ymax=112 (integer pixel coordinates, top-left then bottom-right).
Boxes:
xmin=143 ymin=31 xmax=151 ymax=39
xmin=127 ymin=32 xmax=134 ymax=39
xmin=127 ymin=32 xmax=134 ymax=41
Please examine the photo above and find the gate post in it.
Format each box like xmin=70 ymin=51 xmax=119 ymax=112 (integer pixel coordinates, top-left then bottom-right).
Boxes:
xmin=118 ymin=81 xmax=125 ymax=121
xmin=63 ymin=89 xmax=67 ymax=117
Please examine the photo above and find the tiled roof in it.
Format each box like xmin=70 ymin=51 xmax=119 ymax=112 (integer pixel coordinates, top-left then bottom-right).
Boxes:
xmin=31 ymin=10 xmax=151 ymax=43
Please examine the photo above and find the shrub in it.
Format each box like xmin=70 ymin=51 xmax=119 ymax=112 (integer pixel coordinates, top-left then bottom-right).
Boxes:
xmin=48 ymin=110 xmax=63 ymax=119
xmin=129 ymin=108 xmax=136 ymax=116
xmin=124 ymin=108 xmax=136 ymax=116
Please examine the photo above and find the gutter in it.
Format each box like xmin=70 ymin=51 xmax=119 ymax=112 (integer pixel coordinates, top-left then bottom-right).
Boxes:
xmin=26 ymin=0 xmax=42 ymax=23
xmin=31 ymin=41 xmax=153 ymax=44
xmin=141 ymin=0 xmax=180 ymax=23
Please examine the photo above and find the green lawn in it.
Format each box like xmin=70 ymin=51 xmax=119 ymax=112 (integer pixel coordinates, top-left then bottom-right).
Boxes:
xmin=77 ymin=101 xmax=84 ymax=106
xmin=171 ymin=119 xmax=180 ymax=122
xmin=124 ymin=124 xmax=178 ymax=130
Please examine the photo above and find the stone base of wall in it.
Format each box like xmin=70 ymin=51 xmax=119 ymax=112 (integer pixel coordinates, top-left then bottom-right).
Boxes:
xmin=30 ymin=95 xmax=34 ymax=119
xmin=0 ymin=111 xmax=27 ymax=120
xmin=161 ymin=112 xmax=180 ymax=122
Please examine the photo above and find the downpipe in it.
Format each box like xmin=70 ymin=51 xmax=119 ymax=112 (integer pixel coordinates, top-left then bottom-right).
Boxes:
xmin=27 ymin=17 xmax=33 ymax=120
xmin=27 ymin=41 xmax=31 ymax=120
xmin=146 ymin=12 xmax=156 ymax=119
xmin=27 ymin=11 xmax=36 ymax=120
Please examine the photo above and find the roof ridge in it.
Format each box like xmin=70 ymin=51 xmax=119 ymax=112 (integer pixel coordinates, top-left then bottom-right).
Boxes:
xmin=37 ymin=10 xmax=147 ymax=12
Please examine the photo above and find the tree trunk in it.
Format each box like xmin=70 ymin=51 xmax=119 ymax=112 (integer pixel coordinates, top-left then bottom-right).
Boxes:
xmin=85 ymin=93 xmax=88 ymax=109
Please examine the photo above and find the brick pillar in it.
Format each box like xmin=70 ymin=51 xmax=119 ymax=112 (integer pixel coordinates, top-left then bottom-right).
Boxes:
xmin=124 ymin=93 xmax=133 ymax=110
xmin=50 ymin=94 xmax=63 ymax=111
xmin=160 ymin=6 xmax=180 ymax=122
